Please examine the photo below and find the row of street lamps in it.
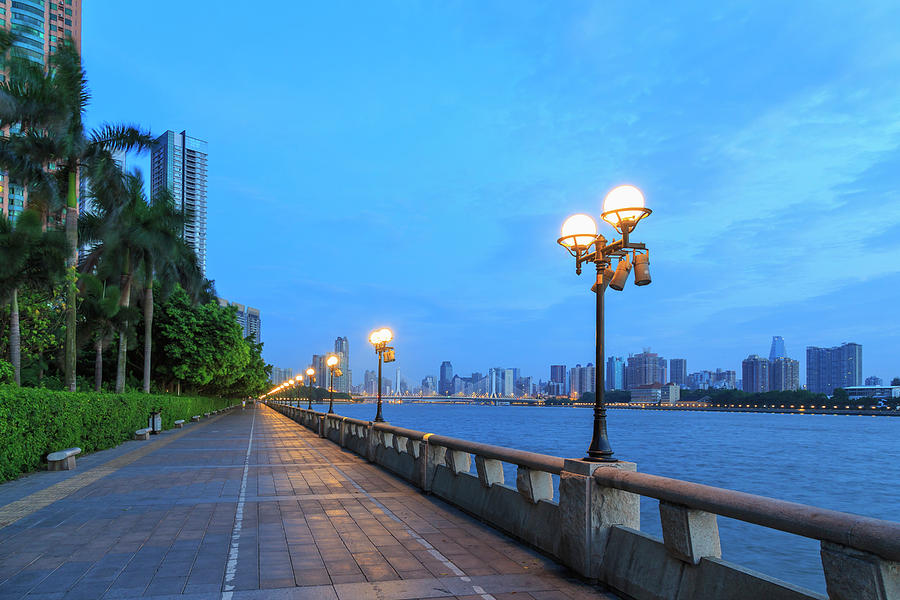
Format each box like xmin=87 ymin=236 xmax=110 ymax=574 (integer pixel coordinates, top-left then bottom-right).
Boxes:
xmin=263 ymin=184 xmax=651 ymax=464
xmin=264 ymin=328 xmax=396 ymax=423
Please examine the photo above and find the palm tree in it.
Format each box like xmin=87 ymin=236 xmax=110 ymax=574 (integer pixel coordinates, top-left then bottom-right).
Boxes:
xmin=135 ymin=191 xmax=204 ymax=393
xmin=0 ymin=37 xmax=152 ymax=391
xmin=77 ymin=274 xmax=131 ymax=391
xmin=0 ymin=210 xmax=68 ymax=385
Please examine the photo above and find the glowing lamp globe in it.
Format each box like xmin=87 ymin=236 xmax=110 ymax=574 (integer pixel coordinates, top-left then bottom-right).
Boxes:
xmin=602 ymin=185 xmax=648 ymax=228
xmin=379 ymin=328 xmax=393 ymax=343
xmin=559 ymin=214 xmax=598 ymax=248
xmin=326 ymin=355 xmax=339 ymax=367
xmin=306 ymin=367 xmax=315 ymax=376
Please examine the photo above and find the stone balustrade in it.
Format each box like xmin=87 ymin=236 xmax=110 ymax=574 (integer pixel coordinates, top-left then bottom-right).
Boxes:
xmin=269 ymin=402 xmax=900 ymax=600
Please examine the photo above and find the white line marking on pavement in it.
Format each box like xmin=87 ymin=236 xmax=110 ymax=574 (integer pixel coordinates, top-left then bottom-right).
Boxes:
xmin=274 ymin=408 xmax=496 ymax=599
xmin=222 ymin=407 xmax=256 ymax=600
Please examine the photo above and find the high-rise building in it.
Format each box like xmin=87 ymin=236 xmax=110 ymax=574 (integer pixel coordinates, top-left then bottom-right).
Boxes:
xmin=769 ymin=336 xmax=786 ymax=362
xmin=669 ymin=359 xmax=687 ymax=388
xmin=271 ymin=367 xmax=293 ymax=384
xmin=364 ymin=370 xmax=377 ymax=395
xmin=624 ymin=350 xmax=667 ymax=390
xmin=549 ymin=365 xmax=567 ymax=396
xmin=421 ymin=375 xmax=437 ymax=395
xmin=312 ymin=354 xmax=327 ymax=389
xmin=333 ymin=336 xmax=350 ymax=393
xmin=1 ymin=2 xmax=82 ymax=223
xmin=806 ymin=343 xmax=863 ymax=395
xmin=439 ymin=361 xmax=453 ymax=395
xmin=151 ymin=130 xmax=209 ymax=275
xmin=216 ymin=298 xmax=261 ymax=344
xmin=569 ymin=364 xmax=596 ymax=398
xmin=770 ymin=357 xmax=800 ymax=391
xmin=605 ymin=357 xmax=625 ymax=391
xmin=742 ymin=355 xmax=769 ymax=393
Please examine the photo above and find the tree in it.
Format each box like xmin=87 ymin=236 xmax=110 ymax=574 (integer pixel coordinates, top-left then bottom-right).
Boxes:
xmin=77 ymin=274 xmax=130 ymax=391
xmin=0 ymin=37 xmax=152 ymax=391
xmin=0 ymin=210 xmax=68 ymax=384
xmin=891 ymin=377 xmax=900 ymax=386
xmin=831 ymin=388 xmax=849 ymax=403
xmin=152 ymin=286 xmax=270 ymax=397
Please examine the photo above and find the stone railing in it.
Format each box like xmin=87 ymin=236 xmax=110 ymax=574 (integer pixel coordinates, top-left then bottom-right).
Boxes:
xmin=269 ymin=402 xmax=900 ymax=600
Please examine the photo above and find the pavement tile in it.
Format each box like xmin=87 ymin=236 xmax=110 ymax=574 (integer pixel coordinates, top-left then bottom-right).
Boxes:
xmin=0 ymin=406 xmax=616 ymax=600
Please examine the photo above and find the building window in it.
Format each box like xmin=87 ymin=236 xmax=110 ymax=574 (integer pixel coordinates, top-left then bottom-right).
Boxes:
xmin=64 ymin=18 xmax=70 ymax=25
xmin=64 ymin=7 xmax=70 ymax=14
xmin=50 ymin=24 xmax=56 ymax=30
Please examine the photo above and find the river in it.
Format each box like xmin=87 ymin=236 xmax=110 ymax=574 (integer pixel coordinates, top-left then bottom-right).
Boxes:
xmin=302 ymin=401 xmax=898 ymax=593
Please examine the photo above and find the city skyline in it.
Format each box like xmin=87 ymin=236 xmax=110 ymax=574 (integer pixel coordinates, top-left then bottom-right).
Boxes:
xmin=83 ymin=3 xmax=900 ymax=386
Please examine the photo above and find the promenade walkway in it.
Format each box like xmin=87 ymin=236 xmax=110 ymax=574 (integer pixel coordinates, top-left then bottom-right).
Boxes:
xmin=0 ymin=404 xmax=617 ymax=600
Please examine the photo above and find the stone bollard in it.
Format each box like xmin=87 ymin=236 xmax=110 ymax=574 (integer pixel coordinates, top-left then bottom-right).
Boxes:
xmin=659 ymin=501 xmax=721 ymax=564
xmin=557 ymin=459 xmax=640 ymax=579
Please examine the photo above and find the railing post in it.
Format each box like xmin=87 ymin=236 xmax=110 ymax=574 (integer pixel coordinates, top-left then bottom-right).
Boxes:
xmin=339 ymin=417 xmax=347 ymax=447
xmin=366 ymin=423 xmax=376 ymax=462
xmin=422 ymin=439 xmax=445 ymax=493
xmin=821 ymin=542 xmax=900 ymax=600
xmin=318 ymin=415 xmax=325 ymax=438
xmin=475 ymin=456 xmax=504 ymax=488
xmin=659 ymin=501 xmax=721 ymax=564
xmin=446 ymin=450 xmax=471 ymax=474
xmin=558 ymin=459 xmax=639 ymax=579
xmin=516 ymin=466 xmax=552 ymax=502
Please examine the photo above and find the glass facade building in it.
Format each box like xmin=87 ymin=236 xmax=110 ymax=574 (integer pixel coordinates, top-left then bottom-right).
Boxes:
xmin=1 ymin=0 xmax=82 ymax=222
xmin=151 ymin=130 xmax=209 ymax=276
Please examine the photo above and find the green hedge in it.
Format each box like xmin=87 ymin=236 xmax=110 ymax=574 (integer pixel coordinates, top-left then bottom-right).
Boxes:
xmin=0 ymin=385 xmax=233 ymax=481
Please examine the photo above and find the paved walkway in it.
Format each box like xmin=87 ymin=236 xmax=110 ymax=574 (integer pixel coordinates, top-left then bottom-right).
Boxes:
xmin=0 ymin=404 xmax=618 ymax=600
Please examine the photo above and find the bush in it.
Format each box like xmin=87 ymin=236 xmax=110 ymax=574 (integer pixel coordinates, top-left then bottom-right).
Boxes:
xmin=0 ymin=385 xmax=233 ymax=481
xmin=0 ymin=360 xmax=12 ymax=384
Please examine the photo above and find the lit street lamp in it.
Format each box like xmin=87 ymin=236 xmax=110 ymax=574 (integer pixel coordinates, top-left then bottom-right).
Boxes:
xmin=326 ymin=354 xmax=341 ymax=414
xmin=294 ymin=374 xmax=303 ymax=405
xmin=306 ymin=367 xmax=316 ymax=410
xmin=368 ymin=327 xmax=396 ymax=422
xmin=558 ymin=184 xmax=652 ymax=462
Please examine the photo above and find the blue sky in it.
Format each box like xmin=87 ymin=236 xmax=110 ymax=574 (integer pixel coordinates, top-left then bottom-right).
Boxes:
xmin=84 ymin=2 xmax=900 ymax=387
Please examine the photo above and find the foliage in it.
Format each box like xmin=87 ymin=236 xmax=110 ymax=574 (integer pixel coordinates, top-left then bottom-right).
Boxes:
xmin=892 ymin=377 xmax=900 ymax=386
xmin=152 ymin=286 xmax=269 ymax=397
xmin=0 ymin=360 xmax=12 ymax=384
xmin=0 ymin=384 xmax=234 ymax=481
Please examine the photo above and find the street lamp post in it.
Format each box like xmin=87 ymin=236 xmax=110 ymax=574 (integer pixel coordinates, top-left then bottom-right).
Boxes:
xmin=294 ymin=374 xmax=303 ymax=406
xmin=558 ymin=185 xmax=652 ymax=462
xmin=326 ymin=355 xmax=340 ymax=414
xmin=306 ymin=367 xmax=316 ymax=410
xmin=368 ymin=328 xmax=395 ymax=423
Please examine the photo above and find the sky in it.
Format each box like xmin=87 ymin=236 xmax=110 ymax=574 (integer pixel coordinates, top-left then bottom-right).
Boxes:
xmin=83 ymin=1 xmax=900 ymax=387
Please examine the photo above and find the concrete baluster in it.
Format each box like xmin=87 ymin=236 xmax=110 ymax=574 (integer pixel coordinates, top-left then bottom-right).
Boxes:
xmin=475 ymin=456 xmax=504 ymax=488
xmin=821 ymin=542 xmax=900 ymax=600
xmin=339 ymin=417 xmax=347 ymax=447
xmin=659 ymin=501 xmax=721 ymax=564
xmin=516 ymin=466 xmax=553 ymax=503
xmin=446 ymin=450 xmax=471 ymax=475
xmin=318 ymin=415 xmax=325 ymax=438
xmin=422 ymin=442 xmax=446 ymax=493
xmin=557 ymin=459 xmax=640 ymax=579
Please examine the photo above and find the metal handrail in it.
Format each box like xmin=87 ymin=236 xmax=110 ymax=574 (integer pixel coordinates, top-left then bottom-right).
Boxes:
xmin=592 ymin=468 xmax=900 ymax=561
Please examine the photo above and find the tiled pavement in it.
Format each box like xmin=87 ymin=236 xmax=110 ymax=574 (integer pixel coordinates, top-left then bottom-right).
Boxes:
xmin=0 ymin=404 xmax=619 ymax=600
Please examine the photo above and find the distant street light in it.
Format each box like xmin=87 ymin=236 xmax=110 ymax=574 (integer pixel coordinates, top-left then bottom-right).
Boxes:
xmin=306 ymin=367 xmax=316 ymax=410
xmin=368 ymin=327 xmax=396 ymax=422
xmin=326 ymin=354 xmax=341 ymax=413
xmin=294 ymin=374 xmax=303 ymax=405
xmin=558 ymin=184 xmax=652 ymax=462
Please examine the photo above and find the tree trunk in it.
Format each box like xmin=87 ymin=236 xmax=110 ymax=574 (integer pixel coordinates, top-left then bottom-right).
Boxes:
xmin=10 ymin=288 xmax=21 ymax=386
xmin=115 ymin=257 xmax=133 ymax=394
xmin=64 ymin=171 xmax=78 ymax=392
xmin=142 ymin=285 xmax=153 ymax=393
xmin=94 ymin=338 xmax=103 ymax=392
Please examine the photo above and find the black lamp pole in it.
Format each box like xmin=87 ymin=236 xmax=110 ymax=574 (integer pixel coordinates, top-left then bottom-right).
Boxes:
xmin=307 ymin=373 xmax=315 ymax=410
xmin=328 ymin=367 xmax=335 ymax=414
xmin=587 ymin=257 xmax=614 ymax=461
xmin=375 ymin=348 xmax=385 ymax=422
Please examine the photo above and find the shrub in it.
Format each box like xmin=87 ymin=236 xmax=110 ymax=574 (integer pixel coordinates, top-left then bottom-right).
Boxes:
xmin=0 ymin=360 xmax=12 ymax=384
xmin=0 ymin=385 xmax=233 ymax=481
